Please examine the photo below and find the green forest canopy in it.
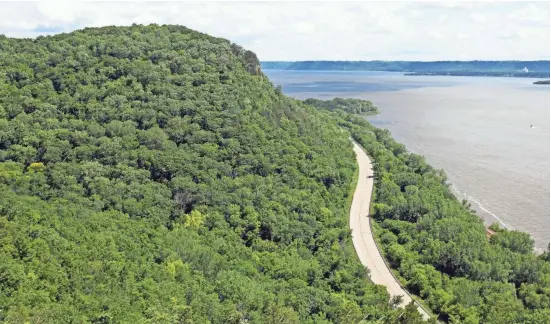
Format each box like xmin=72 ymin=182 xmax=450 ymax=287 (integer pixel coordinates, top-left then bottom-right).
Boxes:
xmin=0 ymin=24 xmax=424 ymax=323
xmin=0 ymin=24 xmax=548 ymax=324
xmin=303 ymin=98 xmax=379 ymax=115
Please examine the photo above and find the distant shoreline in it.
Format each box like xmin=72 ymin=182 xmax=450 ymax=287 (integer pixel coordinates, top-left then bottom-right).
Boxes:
xmin=405 ymin=71 xmax=550 ymax=78
xmin=261 ymin=60 xmax=551 ymax=78
xmin=263 ymin=69 xmax=550 ymax=79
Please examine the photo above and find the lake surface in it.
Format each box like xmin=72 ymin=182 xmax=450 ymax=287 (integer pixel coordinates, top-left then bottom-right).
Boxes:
xmin=265 ymin=70 xmax=550 ymax=250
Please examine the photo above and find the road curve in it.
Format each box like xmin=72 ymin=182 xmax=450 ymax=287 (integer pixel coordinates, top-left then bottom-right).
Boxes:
xmin=350 ymin=141 xmax=431 ymax=320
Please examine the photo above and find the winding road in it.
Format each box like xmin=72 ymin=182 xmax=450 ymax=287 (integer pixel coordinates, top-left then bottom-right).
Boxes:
xmin=349 ymin=141 xmax=431 ymax=320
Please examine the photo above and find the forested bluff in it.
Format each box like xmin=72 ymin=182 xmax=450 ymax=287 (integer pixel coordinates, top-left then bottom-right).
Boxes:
xmin=0 ymin=24 xmax=548 ymax=323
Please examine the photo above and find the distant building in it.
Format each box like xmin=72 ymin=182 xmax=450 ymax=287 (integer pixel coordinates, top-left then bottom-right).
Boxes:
xmin=522 ymin=67 xmax=529 ymax=73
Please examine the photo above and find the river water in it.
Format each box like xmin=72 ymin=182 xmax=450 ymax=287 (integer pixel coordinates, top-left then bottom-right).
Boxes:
xmin=264 ymin=70 xmax=550 ymax=250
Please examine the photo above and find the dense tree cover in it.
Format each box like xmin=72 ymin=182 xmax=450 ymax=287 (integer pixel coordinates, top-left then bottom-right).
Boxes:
xmin=303 ymin=98 xmax=379 ymax=115
xmin=0 ymin=24 xmax=433 ymax=323
xmin=3 ymin=23 xmax=544 ymax=324
xmin=262 ymin=60 xmax=550 ymax=76
xmin=316 ymin=110 xmax=550 ymax=324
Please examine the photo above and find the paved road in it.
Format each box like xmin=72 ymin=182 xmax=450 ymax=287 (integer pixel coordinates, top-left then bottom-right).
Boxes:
xmin=349 ymin=141 xmax=431 ymax=320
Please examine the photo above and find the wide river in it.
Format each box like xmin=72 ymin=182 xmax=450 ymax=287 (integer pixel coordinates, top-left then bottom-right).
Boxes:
xmin=264 ymin=70 xmax=550 ymax=250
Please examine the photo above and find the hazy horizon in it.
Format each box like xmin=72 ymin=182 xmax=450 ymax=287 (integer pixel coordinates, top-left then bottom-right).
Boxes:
xmin=261 ymin=59 xmax=550 ymax=62
xmin=0 ymin=1 xmax=549 ymax=61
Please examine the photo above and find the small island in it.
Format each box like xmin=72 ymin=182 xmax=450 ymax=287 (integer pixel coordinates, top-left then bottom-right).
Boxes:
xmin=404 ymin=71 xmax=551 ymax=78
xmin=533 ymin=80 xmax=550 ymax=85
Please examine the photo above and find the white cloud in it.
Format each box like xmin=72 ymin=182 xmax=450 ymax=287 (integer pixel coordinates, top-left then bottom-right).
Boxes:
xmin=0 ymin=0 xmax=548 ymax=61
xmin=429 ymin=30 xmax=445 ymax=40
xmin=470 ymin=13 xmax=487 ymax=23
xmin=509 ymin=3 xmax=547 ymax=24
xmin=437 ymin=14 xmax=449 ymax=24
xmin=294 ymin=22 xmax=316 ymax=35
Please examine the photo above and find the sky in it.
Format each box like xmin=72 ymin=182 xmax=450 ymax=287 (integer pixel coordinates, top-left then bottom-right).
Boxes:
xmin=0 ymin=0 xmax=549 ymax=61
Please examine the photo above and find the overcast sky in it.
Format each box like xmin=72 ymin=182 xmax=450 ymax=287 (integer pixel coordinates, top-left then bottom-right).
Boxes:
xmin=0 ymin=0 xmax=549 ymax=61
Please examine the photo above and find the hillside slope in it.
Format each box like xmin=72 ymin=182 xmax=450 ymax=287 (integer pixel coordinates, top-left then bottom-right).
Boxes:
xmin=0 ymin=25 xmax=416 ymax=323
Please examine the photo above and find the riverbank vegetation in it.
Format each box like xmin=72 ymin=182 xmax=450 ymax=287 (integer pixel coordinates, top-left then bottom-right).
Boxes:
xmin=321 ymin=109 xmax=550 ymax=323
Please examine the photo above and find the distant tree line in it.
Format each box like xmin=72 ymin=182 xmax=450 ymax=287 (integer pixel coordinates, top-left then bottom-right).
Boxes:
xmin=405 ymin=71 xmax=550 ymax=78
xmin=303 ymin=98 xmax=379 ymax=115
xmin=261 ymin=60 xmax=550 ymax=76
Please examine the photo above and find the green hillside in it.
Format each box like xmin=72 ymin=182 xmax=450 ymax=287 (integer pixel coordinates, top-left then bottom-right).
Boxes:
xmin=0 ymin=24 xmax=548 ymax=324
xmin=0 ymin=25 xmax=424 ymax=323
